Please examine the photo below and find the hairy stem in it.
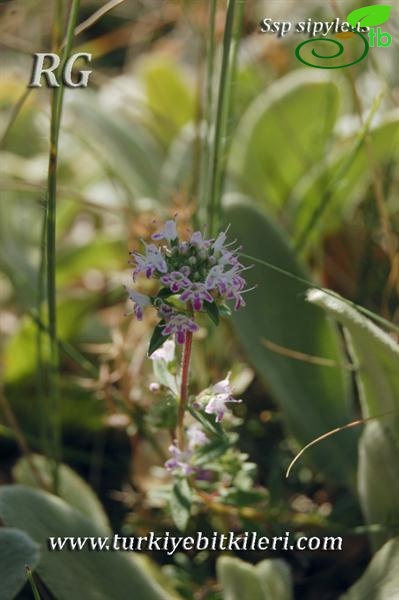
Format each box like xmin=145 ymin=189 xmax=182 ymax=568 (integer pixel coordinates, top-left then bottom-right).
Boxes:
xmin=177 ymin=331 xmax=194 ymax=449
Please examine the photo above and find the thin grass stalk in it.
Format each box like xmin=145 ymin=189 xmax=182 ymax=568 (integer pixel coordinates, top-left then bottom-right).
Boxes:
xmin=46 ymin=0 xmax=81 ymax=492
xmin=198 ymin=0 xmax=217 ymax=223
xmin=207 ymin=0 xmax=243 ymax=236
xmin=36 ymin=212 xmax=48 ymax=458
xmin=36 ymin=0 xmax=65 ymax=478
xmin=26 ymin=567 xmax=42 ymax=600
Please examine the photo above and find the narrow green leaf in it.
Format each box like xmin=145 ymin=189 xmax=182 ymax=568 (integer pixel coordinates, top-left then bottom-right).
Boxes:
xmin=170 ymin=478 xmax=192 ymax=532
xmin=149 ymin=322 xmax=168 ymax=357
xmin=219 ymin=304 xmax=232 ymax=317
xmin=203 ymin=300 xmax=220 ymax=325
xmin=196 ymin=437 xmax=231 ymax=465
xmin=156 ymin=289 xmax=174 ymax=300
xmin=188 ymin=405 xmax=227 ymax=440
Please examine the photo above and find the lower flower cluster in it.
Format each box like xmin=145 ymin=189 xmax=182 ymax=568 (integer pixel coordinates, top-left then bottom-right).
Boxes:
xmin=150 ymin=340 xmax=242 ymax=477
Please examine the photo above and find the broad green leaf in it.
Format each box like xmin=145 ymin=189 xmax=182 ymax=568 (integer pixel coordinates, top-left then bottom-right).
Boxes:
xmin=293 ymin=113 xmax=399 ymax=249
xmin=218 ymin=557 xmax=264 ymax=600
xmin=13 ymin=455 xmax=110 ymax=532
xmin=256 ymin=560 xmax=293 ymax=600
xmin=228 ymin=72 xmax=340 ymax=209
xmin=341 ymin=537 xmax=399 ymax=600
xmin=347 ymin=5 xmax=392 ymax=28
xmin=307 ymin=289 xmax=399 ymax=549
xmin=307 ymin=289 xmax=399 ymax=433
xmin=358 ymin=422 xmax=399 ymax=550
xmin=70 ymin=96 xmax=163 ymax=199
xmin=224 ymin=195 xmax=357 ymax=483
xmin=0 ymin=528 xmax=40 ymax=600
xmin=218 ymin=557 xmax=293 ymax=600
xmin=139 ymin=58 xmax=195 ymax=146
xmin=170 ymin=478 xmax=192 ymax=531
xmin=0 ymin=485 xmax=172 ymax=600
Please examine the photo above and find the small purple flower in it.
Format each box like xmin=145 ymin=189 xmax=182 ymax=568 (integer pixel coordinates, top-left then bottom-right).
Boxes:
xmin=133 ymin=243 xmax=168 ymax=279
xmin=187 ymin=424 xmax=208 ymax=451
xmin=128 ymin=290 xmax=151 ymax=320
xmin=180 ymin=283 xmax=214 ymax=311
xmin=165 ymin=444 xmax=194 ymax=476
xmin=212 ymin=230 xmax=227 ymax=253
xmin=157 ymin=302 xmax=174 ymax=321
xmin=205 ymin=264 xmax=248 ymax=309
xmin=190 ymin=231 xmax=211 ymax=250
xmin=161 ymin=270 xmax=191 ymax=293
xmin=218 ymin=249 xmax=240 ymax=267
xmin=152 ymin=219 xmax=178 ymax=242
xmin=205 ymin=265 xmax=224 ymax=290
xmin=161 ymin=314 xmax=199 ymax=344
xmin=205 ymin=373 xmax=241 ymax=422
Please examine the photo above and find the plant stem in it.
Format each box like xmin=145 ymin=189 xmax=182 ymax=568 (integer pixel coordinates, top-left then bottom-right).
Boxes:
xmin=177 ymin=330 xmax=194 ymax=449
xmin=46 ymin=0 xmax=81 ymax=493
xmin=207 ymin=0 xmax=243 ymax=236
xmin=26 ymin=567 xmax=42 ymax=600
xmin=198 ymin=0 xmax=217 ymax=223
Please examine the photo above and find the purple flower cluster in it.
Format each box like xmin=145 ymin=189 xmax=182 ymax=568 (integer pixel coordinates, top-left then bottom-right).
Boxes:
xmin=205 ymin=373 xmax=242 ymax=422
xmin=165 ymin=424 xmax=209 ymax=476
xmin=129 ymin=219 xmax=251 ymax=345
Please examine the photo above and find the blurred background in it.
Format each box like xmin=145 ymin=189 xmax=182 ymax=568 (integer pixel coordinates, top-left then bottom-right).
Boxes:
xmin=1 ymin=1 xmax=399 ymax=598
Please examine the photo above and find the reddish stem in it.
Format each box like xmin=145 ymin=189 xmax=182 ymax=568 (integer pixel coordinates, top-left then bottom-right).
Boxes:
xmin=177 ymin=330 xmax=193 ymax=449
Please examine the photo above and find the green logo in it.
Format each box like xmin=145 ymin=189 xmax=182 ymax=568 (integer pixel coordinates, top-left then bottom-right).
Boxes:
xmin=296 ymin=4 xmax=392 ymax=69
